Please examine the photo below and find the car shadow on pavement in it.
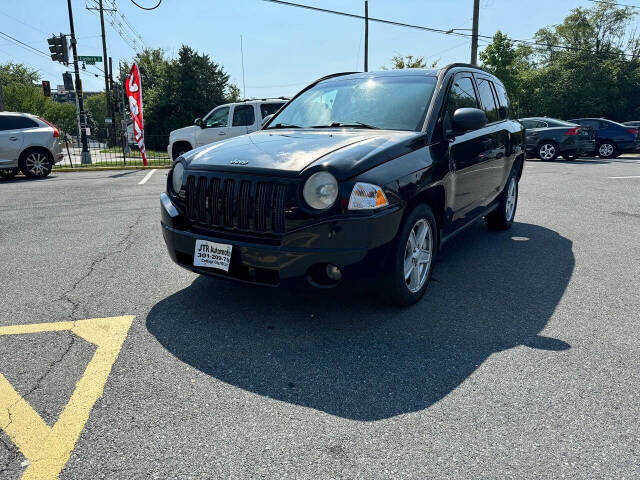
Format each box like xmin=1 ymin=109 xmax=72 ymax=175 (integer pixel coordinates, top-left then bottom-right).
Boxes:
xmin=146 ymin=221 xmax=573 ymax=421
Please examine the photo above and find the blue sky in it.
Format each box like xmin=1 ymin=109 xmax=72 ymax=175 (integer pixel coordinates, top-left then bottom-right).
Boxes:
xmin=0 ymin=0 xmax=623 ymax=99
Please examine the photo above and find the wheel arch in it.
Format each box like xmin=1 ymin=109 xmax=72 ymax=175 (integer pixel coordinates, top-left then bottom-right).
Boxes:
xmin=405 ymin=184 xmax=445 ymax=248
xmin=19 ymin=145 xmax=53 ymax=162
xmin=171 ymin=140 xmax=193 ymax=160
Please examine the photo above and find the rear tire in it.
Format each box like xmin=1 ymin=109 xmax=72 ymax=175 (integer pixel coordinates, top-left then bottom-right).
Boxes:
xmin=0 ymin=168 xmax=19 ymax=179
xmin=19 ymin=149 xmax=52 ymax=178
xmin=538 ymin=142 xmax=559 ymax=161
xmin=485 ymin=170 xmax=518 ymax=231
xmin=597 ymin=141 xmax=617 ymax=159
xmin=382 ymin=204 xmax=437 ymax=307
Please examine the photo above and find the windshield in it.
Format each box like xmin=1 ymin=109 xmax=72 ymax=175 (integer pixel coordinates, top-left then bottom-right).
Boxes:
xmin=267 ymin=75 xmax=437 ymax=131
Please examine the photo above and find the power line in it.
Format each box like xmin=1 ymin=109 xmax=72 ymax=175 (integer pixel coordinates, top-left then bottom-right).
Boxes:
xmin=263 ymin=0 xmax=472 ymax=39
xmin=0 ymin=31 xmax=50 ymax=58
xmin=130 ymin=0 xmax=162 ymax=10
xmin=0 ymin=9 xmax=47 ymax=34
xmin=263 ymin=0 xmax=637 ymax=60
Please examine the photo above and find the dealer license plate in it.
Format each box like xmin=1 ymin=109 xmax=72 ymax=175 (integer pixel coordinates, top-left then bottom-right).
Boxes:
xmin=193 ymin=239 xmax=232 ymax=272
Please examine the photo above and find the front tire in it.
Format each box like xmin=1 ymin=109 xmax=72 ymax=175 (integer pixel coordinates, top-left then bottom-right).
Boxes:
xmin=383 ymin=204 xmax=437 ymax=306
xmin=538 ymin=142 xmax=558 ymax=161
xmin=19 ymin=149 xmax=52 ymax=178
xmin=598 ymin=141 xmax=617 ymax=159
xmin=485 ymin=170 xmax=518 ymax=231
xmin=0 ymin=168 xmax=19 ymax=179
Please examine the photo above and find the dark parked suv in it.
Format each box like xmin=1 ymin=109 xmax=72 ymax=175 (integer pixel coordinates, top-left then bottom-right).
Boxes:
xmin=160 ymin=64 xmax=525 ymax=305
xmin=568 ymin=118 xmax=639 ymax=158
xmin=519 ymin=117 xmax=595 ymax=161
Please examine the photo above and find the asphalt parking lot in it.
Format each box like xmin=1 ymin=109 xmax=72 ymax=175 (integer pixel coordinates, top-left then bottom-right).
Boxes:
xmin=1 ymin=156 xmax=639 ymax=479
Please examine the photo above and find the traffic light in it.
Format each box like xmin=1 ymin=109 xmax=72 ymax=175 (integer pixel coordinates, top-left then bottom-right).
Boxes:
xmin=42 ymin=81 xmax=51 ymax=97
xmin=62 ymin=72 xmax=74 ymax=92
xmin=47 ymin=34 xmax=69 ymax=65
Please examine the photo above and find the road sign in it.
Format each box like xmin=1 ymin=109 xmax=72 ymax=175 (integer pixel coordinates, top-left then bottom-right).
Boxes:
xmin=105 ymin=117 xmax=113 ymax=125
xmin=78 ymin=55 xmax=102 ymax=64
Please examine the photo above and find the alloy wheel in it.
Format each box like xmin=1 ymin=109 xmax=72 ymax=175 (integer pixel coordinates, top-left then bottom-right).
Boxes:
xmin=505 ymin=176 xmax=517 ymax=222
xmin=599 ymin=143 xmax=614 ymax=157
xmin=539 ymin=143 xmax=556 ymax=160
xmin=25 ymin=152 xmax=51 ymax=177
xmin=403 ymin=218 xmax=433 ymax=293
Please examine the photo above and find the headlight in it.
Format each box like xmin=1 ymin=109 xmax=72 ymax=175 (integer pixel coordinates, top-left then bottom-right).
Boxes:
xmin=303 ymin=171 xmax=338 ymax=210
xmin=348 ymin=182 xmax=389 ymax=210
xmin=171 ymin=161 xmax=185 ymax=193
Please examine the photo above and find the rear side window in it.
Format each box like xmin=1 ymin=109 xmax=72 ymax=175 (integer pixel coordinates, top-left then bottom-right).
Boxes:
xmin=260 ymin=103 xmax=285 ymax=118
xmin=476 ymin=79 xmax=500 ymax=123
xmin=493 ymin=83 xmax=510 ymax=120
xmin=232 ymin=104 xmax=256 ymax=127
xmin=0 ymin=115 xmax=39 ymax=130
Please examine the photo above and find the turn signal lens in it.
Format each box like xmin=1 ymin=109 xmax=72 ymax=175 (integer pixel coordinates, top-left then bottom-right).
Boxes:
xmin=348 ymin=182 xmax=388 ymax=210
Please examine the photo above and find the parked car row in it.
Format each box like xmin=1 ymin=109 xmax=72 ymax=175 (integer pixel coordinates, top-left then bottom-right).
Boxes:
xmin=0 ymin=112 xmax=64 ymax=179
xmin=519 ymin=116 xmax=640 ymax=160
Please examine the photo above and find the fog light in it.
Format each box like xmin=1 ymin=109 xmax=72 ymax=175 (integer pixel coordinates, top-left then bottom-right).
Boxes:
xmin=326 ymin=264 xmax=342 ymax=281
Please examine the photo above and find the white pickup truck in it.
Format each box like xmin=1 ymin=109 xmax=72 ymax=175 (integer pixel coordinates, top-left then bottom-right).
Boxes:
xmin=167 ymin=99 xmax=287 ymax=160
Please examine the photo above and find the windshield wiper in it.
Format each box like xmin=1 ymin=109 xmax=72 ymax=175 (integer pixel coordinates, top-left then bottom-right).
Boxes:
xmin=267 ymin=122 xmax=302 ymax=129
xmin=311 ymin=121 xmax=379 ymax=130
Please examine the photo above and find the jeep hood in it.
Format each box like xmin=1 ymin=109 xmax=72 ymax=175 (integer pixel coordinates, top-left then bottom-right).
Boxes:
xmin=184 ymin=129 xmax=424 ymax=180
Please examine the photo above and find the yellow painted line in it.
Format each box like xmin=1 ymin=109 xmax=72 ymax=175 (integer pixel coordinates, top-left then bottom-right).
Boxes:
xmin=0 ymin=316 xmax=134 ymax=480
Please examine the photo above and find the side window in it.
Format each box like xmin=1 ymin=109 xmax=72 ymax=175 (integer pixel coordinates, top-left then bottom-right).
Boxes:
xmin=493 ymin=82 xmax=510 ymax=120
xmin=232 ymin=104 xmax=256 ymax=127
xmin=260 ymin=103 xmax=285 ymax=119
xmin=520 ymin=120 xmax=535 ymax=129
xmin=446 ymin=76 xmax=478 ymax=120
xmin=0 ymin=115 xmax=38 ymax=130
xmin=205 ymin=107 xmax=230 ymax=128
xmin=476 ymin=79 xmax=500 ymax=123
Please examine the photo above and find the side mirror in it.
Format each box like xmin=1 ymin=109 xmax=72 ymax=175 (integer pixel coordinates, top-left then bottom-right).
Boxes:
xmin=261 ymin=114 xmax=274 ymax=129
xmin=448 ymin=108 xmax=488 ymax=137
xmin=194 ymin=118 xmax=203 ymax=127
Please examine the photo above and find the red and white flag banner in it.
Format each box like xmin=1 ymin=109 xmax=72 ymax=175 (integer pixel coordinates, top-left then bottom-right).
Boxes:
xmin=125 ymin=63 xmax=147 ymax=166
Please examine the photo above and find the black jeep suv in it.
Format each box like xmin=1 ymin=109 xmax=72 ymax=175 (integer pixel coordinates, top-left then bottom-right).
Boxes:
xmin=161 ymin=64 xmax=525 ymax=305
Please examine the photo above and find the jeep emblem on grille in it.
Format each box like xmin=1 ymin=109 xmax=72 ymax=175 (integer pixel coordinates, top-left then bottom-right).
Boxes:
xmin=230 ymin=159 xmax=249 ymax=165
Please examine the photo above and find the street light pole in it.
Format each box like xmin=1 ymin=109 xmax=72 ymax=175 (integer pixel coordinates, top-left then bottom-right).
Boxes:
xmin=98 ymin=0 xmax=111 ymax=135
xmin=470 ymin=0 xmax=480 ymax=65
xmin=66 ymin=0 xmax=91 ymax=164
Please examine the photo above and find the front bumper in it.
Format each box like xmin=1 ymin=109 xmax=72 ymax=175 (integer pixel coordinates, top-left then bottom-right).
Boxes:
xmin=160 ymin=193 xmax=403 ymax=286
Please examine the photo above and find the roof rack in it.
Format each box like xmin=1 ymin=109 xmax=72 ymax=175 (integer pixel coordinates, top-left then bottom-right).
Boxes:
xmin=239 ymin=96 xmax=290 ymax=102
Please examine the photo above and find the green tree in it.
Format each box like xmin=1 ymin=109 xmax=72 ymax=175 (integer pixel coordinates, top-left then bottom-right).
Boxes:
xmin=85 ymin=92 xmax=108 ymax=141
xmin=384 ymin=55 xmax=438 ymax=70
xmin=480 ymin=31 xmax=533 ymax=115
xmin=139 ymin=45 xmax=232 ymax=148
xmin=1 ymin=62 xmax=76 ymax=134
xmin=480 ymin=2 xmax=640 ymax=120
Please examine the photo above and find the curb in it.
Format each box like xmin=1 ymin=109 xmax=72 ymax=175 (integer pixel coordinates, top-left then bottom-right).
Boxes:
xmin=53 ymin=165 xmax=170 ymax=172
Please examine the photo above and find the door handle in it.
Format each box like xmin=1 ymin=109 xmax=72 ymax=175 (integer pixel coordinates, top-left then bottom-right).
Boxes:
xmin=9 ymin=136 xmax=18 ymax=141
xmin=218 ymin=132 xmax=226 ymax=136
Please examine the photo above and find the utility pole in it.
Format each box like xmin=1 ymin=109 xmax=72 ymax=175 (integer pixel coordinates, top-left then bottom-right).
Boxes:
xmin=364 ymin=0 xmax=369 ymax=72
xmin=470 ymin=0 xmax=480 ymax=65
xmin=109 ymin=56 xmax=117 ymax=147
xmin=98 ymin=0 xmax=111 ymax=139
xmin=66 ymin=0 xmax=91 ymax=164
